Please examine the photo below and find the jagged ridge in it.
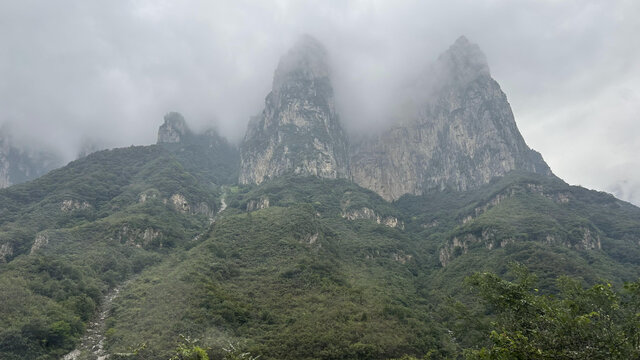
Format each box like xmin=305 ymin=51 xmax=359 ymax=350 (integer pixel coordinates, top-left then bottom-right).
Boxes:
xmin=239 ymin=35 xmax=349 ymax=185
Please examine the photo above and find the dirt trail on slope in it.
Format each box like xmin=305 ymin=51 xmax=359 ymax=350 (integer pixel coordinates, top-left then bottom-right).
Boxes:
xmin=62 ymin=284 xmax=123 ymax=360
xmin=63 ymin=191 xmax=229 ymax=359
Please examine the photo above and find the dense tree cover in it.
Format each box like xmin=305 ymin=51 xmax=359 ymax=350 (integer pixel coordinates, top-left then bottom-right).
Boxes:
xmin=464 ymin=264 xmax=640 ymax=359
xmin=2 ymin=149 xmax=640 ymax=359
xmin=0 ymin=143 xmax=235 ymax=359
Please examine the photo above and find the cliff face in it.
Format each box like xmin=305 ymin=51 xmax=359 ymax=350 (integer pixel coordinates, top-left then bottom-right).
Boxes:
xmin=239 ymin=35 xmax=349 ymax=185
xmin=157 ymin=112 xmax=191 ymax=144
xmin=350 ymin=36 xmax=551 ymax=200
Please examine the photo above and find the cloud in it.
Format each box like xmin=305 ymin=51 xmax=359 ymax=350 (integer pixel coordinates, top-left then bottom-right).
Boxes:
xmin=0 ymin=0 xmax=639 ymax=204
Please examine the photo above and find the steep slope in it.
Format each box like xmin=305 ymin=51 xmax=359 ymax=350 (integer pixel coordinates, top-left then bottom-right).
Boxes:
xmin=3 ymin=36 xmax=640 ymax=360
xmin=239 ymin=35 xmax=349 ymax=184
xmin=101 ymin=177 xmax=442 ymax=359
xmin=99 ymin=174 xmax=640 ymax=359
xmin=157 ymin=112 xmax=240 ymax=185
xmin=351 ymin=36 xmax=551 ymax=200
xmin=0 ymin=115 xmax=236 ymax=360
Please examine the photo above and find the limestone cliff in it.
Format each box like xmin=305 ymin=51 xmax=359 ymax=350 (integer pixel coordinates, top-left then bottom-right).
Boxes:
xmin=239 ymin=35 xmax=349 ymax=185
xmin=350 ymin=36 xmax=552 ymax=200
xmin=157 ymin=112 xmax=191 ymax=144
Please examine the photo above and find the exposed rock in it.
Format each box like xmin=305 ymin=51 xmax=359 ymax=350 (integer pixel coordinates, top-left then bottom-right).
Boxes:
xmin=580 ymin=228 xmax=601 ymax=250
xmin=193 ymin=202 xmax=214 ymax=218
xmin=440 ymin=229 xmax=519 ymax=266
xmin=459 ymin=183 xmax=570 ymax=225
xmin=114 ymin=225 xmax=163 ymax=248
xmin=556 ymin=193 xmax=571 ymax=204
xmin=441 ymin=225 xmax=603 ymax=266
xmin=30 ymin=233 xmax=49 ymax=254
xmin=392 ymin=252 xmax=413 ymax=264
xmin=440 ymin=235 xmax=473 ymax=267
xmin=350 ymin=36 xmax=552 ymax=200
xmin=342 ymin=207 xmax=404 ymax=229
xmin=246 ymin=197 xmax=270 ymax=211
xmin=157 ymin=112 xmax=190 ymax=144
xmin=170 ymin=194 xmax=190 ymax=213
xmin=163 ymin=193 xmax=215 ymax=218
xmin=545 ymin=228 xmax=601 ymax=250
xmin=303 ymin=232 xmax=319 ymax=244
xmin=239 ymin=35 xmax=349 ymax=185
xmin=139 ymin=190 xmax=159 ymax=204
xmin=61 ymin=199 xmax=92 ymax=212
xmin=0 ymin=242 xmax=13 ymax=263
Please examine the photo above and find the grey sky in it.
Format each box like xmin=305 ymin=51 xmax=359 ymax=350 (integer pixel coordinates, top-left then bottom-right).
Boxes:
xmin=1 ymin=1 xmax=639 ymax=204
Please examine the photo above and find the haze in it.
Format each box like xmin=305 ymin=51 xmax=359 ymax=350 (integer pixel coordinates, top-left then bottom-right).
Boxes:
xmin=1 ymin=1 xmax=638 ymax=204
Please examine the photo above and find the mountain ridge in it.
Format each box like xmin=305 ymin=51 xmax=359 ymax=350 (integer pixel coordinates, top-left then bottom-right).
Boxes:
xmin=239 ymin=35 xmax=553 ymax=201
xmin=1 ymin=35 xmax=640 ymax=360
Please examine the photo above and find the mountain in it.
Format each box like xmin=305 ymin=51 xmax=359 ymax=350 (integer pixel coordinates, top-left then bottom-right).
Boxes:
xmin=157 ymin=112 xmax=240 ymax=186
xmin=0 ymin=126 xmax=62 ymax=188
xmin=1 ymin=36 xmax=640 ymax=360
xmin=351 ymin=36 xmax=551 ymax=200
xmin=0 ymin=113 xmax=238 ymax=359
xmin=239 ymin=35 xmax=350 ymax=185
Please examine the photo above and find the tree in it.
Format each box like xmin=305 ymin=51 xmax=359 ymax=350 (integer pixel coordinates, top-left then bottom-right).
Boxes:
xmin=465 ymin=264 xmax=640 ymax=359
xmin=169 ymin=335 xmax=209 ymax=360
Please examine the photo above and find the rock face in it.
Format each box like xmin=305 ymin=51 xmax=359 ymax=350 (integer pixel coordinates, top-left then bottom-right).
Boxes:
xmin=350 ymin=36 xmax=552 ymax=200
xmin=239 ymin=35 xmax=349 ymax=185
xmin=157 ymin=112 xmax=191 ymax=144
xmin=0 ymin=126 xmax=61 ymax=188
xmin=341 ymin=207 xmax=404 ymax=229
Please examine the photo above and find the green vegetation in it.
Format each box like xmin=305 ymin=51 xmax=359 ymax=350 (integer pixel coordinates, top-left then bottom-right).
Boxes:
xmin=464 ymin=264 xmax=640 ymax=359
xmin=2 ymin=149 xmax=640 ymax=359
xmin=0 ymin=142 xmax=236 ymax=359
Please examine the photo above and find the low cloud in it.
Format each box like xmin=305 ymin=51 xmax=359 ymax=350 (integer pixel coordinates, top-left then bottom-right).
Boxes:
xmin=1 ymin=0 xmax=638 ymax=204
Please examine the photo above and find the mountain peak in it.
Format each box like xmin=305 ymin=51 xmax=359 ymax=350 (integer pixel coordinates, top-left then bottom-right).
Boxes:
xmin=239 ymin=35 xmax=349 ymax=185
xmin=272 ymin=35 xmax=330 ymax=90
xmin=157 ymin=112 xmax=190 ymax=144
xmin=435 ymin=35 xmax=490 ymax=84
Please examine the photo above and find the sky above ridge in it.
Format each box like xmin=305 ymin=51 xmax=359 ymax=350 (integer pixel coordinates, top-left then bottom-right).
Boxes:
xmin=1 ymin=0 xmax=639 ymax=204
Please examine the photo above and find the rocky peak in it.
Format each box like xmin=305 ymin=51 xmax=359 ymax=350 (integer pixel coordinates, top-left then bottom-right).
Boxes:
xmin=272 ymin=34 xmax=330 ymax=91
xmin=350 ymin=36 xmax=552 ymax=200
xmin=432 ymin=35 xmax=490 ymax=86
xmin=239 ymin=35 xmax=349 ymax=185
xmin=157 ymin=112 xmax=191 ymax=144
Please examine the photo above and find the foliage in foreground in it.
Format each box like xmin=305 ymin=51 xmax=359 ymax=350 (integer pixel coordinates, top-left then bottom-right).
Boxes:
xmin=465 ymin=264 xmax=640 ymax=359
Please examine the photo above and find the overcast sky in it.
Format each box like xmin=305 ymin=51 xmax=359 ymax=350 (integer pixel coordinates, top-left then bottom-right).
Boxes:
xmin=0 ymin=0 xmax=639 ymax=204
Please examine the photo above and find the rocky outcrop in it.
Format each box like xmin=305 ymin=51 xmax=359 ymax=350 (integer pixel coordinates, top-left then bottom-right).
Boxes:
xmin=60 ymin=199 xmax=92 ymax=212
xmin=239 ymin=35 xmax=349 ymax=185
xmin=170 ymin=194 xmax=190 ymax=213
xmin=440 ymin=225 xmax=602 ymax=267
xmin=392 ymin=252 xmax=413 ymax=264
xmin=246 ymin=197 xmax=270 ymax=211
xmin=113 ymin=225 xmax=163 ymax=248
xmin=350 ymin=36 xmax=552 ymax=200
xmin=30 ymin=232 xmax=49 ymax=254
xmin=342 ymin=207 xmax=404 ymax=229
xmin=544 ymin=228 xmax=602 ymax=251
xmin=163 ymin=193 xmax=214 ymax=218
xmin=157 ymin=112 xmax=190 ymax=144
xmin=0 ymin=242 xmax=13 ymax=263
xmin=459 ymin=182 xmax=571 ymax=225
